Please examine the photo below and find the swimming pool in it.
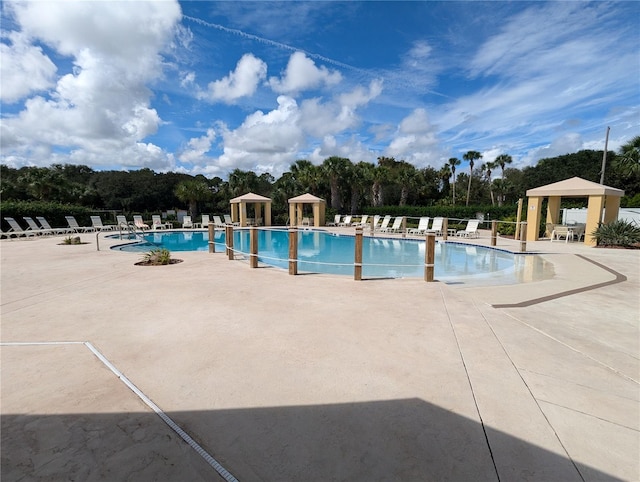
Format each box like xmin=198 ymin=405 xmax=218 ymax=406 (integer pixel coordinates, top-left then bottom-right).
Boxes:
xmin=112 ymin=229 xmax=551 ymax=285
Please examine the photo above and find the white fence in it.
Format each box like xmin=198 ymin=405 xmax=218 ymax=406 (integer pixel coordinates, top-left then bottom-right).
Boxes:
xmin=562 ymin=208 xmax=640 ymax=226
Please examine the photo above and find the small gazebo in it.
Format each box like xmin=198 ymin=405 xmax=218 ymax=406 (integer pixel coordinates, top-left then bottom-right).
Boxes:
xmin=526 ymin=177 xmax=624 ymax=246
xmin=230 ymin=192 xmax=272 ymax=227
xmin=288 ymin=193 xmax=326 ymax=227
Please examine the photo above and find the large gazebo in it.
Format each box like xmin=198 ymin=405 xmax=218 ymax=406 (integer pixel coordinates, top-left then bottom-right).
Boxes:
xmin=526 ymin=177 xmax=624 ymax=246
xmin=229 ymin=192 xmax=272 ymax=227
xmin=288 ymin=193 xmax=326 ymax=227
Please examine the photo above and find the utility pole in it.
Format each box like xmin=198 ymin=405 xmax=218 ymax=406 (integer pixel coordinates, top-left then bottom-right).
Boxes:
xmin=600 ymin=126 xmax=610 ymax=184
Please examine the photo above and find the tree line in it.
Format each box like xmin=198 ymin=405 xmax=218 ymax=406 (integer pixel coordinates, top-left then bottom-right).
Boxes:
xmin=2 ymin=137 xmax=638 ymax=222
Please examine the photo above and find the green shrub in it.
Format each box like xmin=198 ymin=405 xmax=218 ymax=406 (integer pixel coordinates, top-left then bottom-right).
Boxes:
xmin=592 ymin=220 xmax=640 ymax=247
xmin=140 ymin=248 xmax=172 ymax=265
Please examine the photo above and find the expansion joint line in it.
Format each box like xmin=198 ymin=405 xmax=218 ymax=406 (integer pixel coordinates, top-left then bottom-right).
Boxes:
xmin=439 ymin=290 xmax=501 ymax=482
xmin=470 ymin=302 xmax=586 ymax=482
xmin=1 ymin=341 xmax=239 ymax=482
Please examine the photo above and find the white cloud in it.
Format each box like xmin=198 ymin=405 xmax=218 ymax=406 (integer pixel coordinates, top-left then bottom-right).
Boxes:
xmin=0 ymin=31 xmax=57 ymax=103
xmin=308 ymin=135 xmax=377 ymax=165
xmin=520 ymin=133 xmax=584 ymax=166
xmin=0 ymin=0 xmax=182 ymax=169
xmin=200 ymin=53 xmax=267 ymax=103
xmin=269 ymin=51 xmax=342 ymax=94
xmin=385 ymin=109 xmax=443 ymax=167
xmin=210 ymin=96 xmax=304 ymax=175
xmin=179 ymin=128 xmax=216 ymax=164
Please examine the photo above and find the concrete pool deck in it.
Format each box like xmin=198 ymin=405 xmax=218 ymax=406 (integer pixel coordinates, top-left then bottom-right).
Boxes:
xmin=1 ymin=229 xmax=638 ymax=481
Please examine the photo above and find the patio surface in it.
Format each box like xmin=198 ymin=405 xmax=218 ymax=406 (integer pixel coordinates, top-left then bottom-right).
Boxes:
xmin=1 ymin=228 xmax=639 ymax=481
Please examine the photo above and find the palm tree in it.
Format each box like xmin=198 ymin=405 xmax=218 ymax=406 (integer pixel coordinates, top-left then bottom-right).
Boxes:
xmin=448 ymin=158 xmax=461 ymax=205
xmin=463 ymin=151 xmax=482 ymax=206
xmin=615 ymin=135 xmax=640 ymax=176
xmin=228 ymin=169 xmax=259 ymax=197
xmin=174 ymin=179 xmax=212 ymax=218
xmin=349 ymin=161 xmax=375 ymax=213
xmin=495 ymin=153 xmax=513 ymax=180
xmin=397 ymin=162 xmax=419 ymax=206
xmin=321 ymin=156 xmax=351 ymax=210
xmin=438 ymin=165 xmax=452 ymax=200
xmin=482 ymin=160 xmax=498 ymax=206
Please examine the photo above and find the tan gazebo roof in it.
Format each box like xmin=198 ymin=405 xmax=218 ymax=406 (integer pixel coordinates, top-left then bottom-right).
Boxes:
xmin=526 ymin=177 xmax=624 ymax=197
xmin=230 ymin=192 xmax=272 ymax=203
xmin=288 ymin=193 xmax=325 ymax=203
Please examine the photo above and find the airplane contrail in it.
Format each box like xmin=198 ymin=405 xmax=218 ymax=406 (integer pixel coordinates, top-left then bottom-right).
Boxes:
xmin=182 ymin=14 xmax=366 ymax=74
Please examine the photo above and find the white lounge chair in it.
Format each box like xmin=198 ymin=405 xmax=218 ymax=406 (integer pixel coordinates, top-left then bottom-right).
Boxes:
xmin=213 ymin=215 xmax=226 ymax=228
xmin=370 ymin=215 xmax=381 ymax=230
xmin=193 ymin=214 xmax=210 ymax=228
xmin=91 ymin=215 xmax=115 ymax=231
xmin=133 ymin=215 xmax=149 ymax=230
xmin=116 ymin=215 xmax=130 ymax=229
xmin=456 ymin=219 xmax=480 ymax=238
xmin=338 ymin=215 xmax=353 ymax=227
xmin=375 ymin=215 xmax=392 ymax=232
xmin=182 ymin=215 xmax=193 ymax=229
xmin=327 ymin=214 xmax=341 ymax=226
xmin=152 ymin=214 xmax=171 ymax=230
xmin=381 ymin=216 xmax=404 ymax=233
xmin=223 ymin=214 xmax=240 ymax=226
xmin=425 ymin=217 xmax=444 ymax=236
xmin=66 ymin=216 xmax=95 ymax=233
xmin=408 ymin=217 xmax=430 ymax=235
xmin=23 ymin=217 xmax=54 ymax=235
xmin=4 ymin=217 xmax=37 ymax=238
xmin=36 ymin=216 xmax=73 ymax=235
xmin=352 ymin=215 xmax=369 ymax=228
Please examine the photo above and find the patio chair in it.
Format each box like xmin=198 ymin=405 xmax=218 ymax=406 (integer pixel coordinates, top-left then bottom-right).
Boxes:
xmin=370 ymin=215 xmax=381 ymax=230
xmin=301 ymin=217 xmax=311 ymax=226
xmin=375 ymin=215 xmax=392 ymax=232
xmin=327 ymin=214 xmax=342 ymax=226
xmin=213 ymin=215 xmax=226 ymax=228
xmin=23 ymin=217 xmax=54 ymax=235
xmin=380 ymin=216 xmax=404 ymax=233
xmin=182 ymin=215 xmax=193 ymax=229
xmin=133 ymin=215 xmax=149 ymax=230
xmin=152 ymin=214 xmax=171 ymax=230
xmin=352 ymin=214 xmax=369 ymax=228
xmin=36 ymin=217 xmax=74 ymax=235
xmin=550 ymin=224 xmax=572 ymax=243
xmin=338 ymin=215 xmax=353 ymax=227
xmin=407 ymin=217 xmax=430 ymax=235
xmin=91 ymin=215 xmax=115 ymax=231
xmin=223 ymin=214 xmax=240 ymax=226
xmin=116 ymin=215 xmax=130 ymax=229
xmin=196 ymin=214 xmax=211 ymax=229
xmin=425 ymin=217 xmax=444 ymax=236
xmin=4 ymin=217 xmax=37 ymax=238
xmin=66 ymin=215 xmax=95 ymax=233
xmin=455 ymin=219 xmax=480 ymax=238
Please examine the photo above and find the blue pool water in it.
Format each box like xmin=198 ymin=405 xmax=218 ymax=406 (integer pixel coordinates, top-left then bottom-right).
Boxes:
xmin=112 ymin=229 xmax=546 ymax=284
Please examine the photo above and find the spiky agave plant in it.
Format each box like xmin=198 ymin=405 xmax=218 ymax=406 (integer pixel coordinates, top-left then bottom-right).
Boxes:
xmin=140 ymin=248 xmax=172 ymax=265
xmin=592 ymin=220 xmax=640 ymax=247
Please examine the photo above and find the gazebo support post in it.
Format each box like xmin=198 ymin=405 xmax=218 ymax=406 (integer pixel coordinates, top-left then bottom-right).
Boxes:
xmin=585 ymin=195 xmax=605 ymax=246
xmin=442 ymin=218 xmax=448 ymax=240
xmin=354 ymin=227 xmax=363 ymax=281
xmin=288 ymin=227 xmax=298 ymax=275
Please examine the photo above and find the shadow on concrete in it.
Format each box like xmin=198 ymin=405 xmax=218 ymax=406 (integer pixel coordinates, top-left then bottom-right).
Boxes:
xmin=2 ymin=398 xmax=623 ymax=481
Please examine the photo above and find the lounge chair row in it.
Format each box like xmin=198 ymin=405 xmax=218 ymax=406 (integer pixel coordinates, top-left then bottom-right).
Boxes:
xmin=326 ymin=215 xmax=480 ymax=238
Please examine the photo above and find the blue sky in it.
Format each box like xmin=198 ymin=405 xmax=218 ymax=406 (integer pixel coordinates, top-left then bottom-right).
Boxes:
xmin=1 ymin=1 xmax=638 ymax=178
